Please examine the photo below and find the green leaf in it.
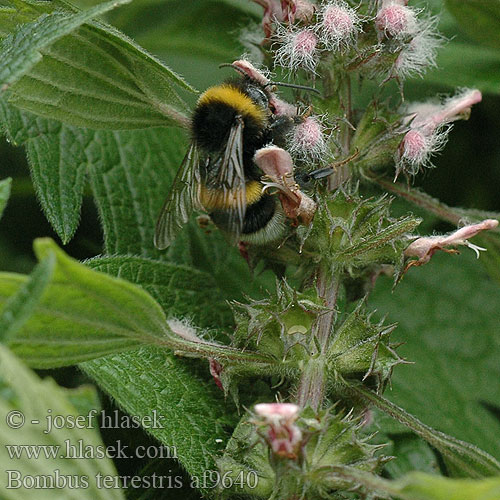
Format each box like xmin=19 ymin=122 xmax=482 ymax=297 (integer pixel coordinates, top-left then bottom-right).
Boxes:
xmin=26 ymin=124 xmax=91 ymax=244
xmin=81 ymin=347 xmax=228 ymax=494
xmin=0 ymin=177 xmax=11 ymax=219
xmin=86 ymin=255 xmax=233 ymax=329
xmin=0 ymin=253 xmax=55 ymax=342
xmin=393 ymin=472 xmax=500 ymax=500
xmin=323 ymin=466 xmax=500 ymax=500
xmin=85 ymin=127 xmax=188 ymax=258
xmin=424 ymin=42 xmax=500 ymax=94
xmin=0 ymin=98 xmax=92 ymax=243
xmin=0 ymin=238 xmax=172 ymax=367
xmin=0 ymin=0 xmax=130 ymax=89
xmin=445 ymin=0 xmax=500 ymax=50
xmin=0 ymin=0 xmax=193 ymax=129
xmin=370 ymin=253 xmax=500 ymax=461
xmin=0 ymin=344 xmax=124 ymax=499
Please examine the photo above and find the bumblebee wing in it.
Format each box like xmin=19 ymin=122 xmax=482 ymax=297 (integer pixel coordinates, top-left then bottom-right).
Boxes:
xmin=154 ymin=143 xmax=200 ymax=250
xmin=212 ymin=115 xmax=246 ymax=237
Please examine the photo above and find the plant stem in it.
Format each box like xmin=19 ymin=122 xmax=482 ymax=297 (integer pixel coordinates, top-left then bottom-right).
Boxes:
xmin=315 ymin=266 xmax=341 ymax=353
xmin=297 ymin=72 xmax=350 ymax=409
xmin=329 ymin=74 xmax=352 ymax=190
xmin=368 ymin=175 xmax=499 ymax=225
xmin=368 ymin=176 xmax=463 ymax=224
xmin=296 ymin=266 xmax=340 ymax=411
xmin=296 ymin=356 xmax=327 ymax=411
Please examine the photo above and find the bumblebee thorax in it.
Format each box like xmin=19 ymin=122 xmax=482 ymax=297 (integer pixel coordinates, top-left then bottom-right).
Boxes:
xmin=191 ymin=83 xmax=270 ymax=153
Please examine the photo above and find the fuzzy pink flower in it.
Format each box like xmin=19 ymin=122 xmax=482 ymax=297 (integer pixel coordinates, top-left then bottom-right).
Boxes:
xmin=318 ymin=0 xmax=361 ymax=50
xmin=289 ymin=115 xmax=328 ymax=161
xmin=376 ymin=0 xmax=417 ymax=39
xmin=404 ymin=219 xmax=499 ymax=269
xmin=275 ymin=27 xmax=319 ymax=73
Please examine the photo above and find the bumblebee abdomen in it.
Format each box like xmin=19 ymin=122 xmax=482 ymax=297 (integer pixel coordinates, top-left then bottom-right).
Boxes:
xmin=241 ymin=194 xmax=276 ymax=235
xmin=192 ymin=84 xmax=268 ymax=153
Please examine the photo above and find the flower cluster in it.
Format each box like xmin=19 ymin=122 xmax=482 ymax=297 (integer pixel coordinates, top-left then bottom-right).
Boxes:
xmin=273 ymin=0 xmax=361 ymax=73
xmin=244 ymin=0 xmax=442 ymax=82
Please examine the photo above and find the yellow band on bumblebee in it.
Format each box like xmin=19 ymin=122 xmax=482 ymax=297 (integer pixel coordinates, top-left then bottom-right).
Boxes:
xmin=199 ymin=180 xmax=263 ymax=210
xmin=197 ymin=85 xmax=267 ymax=126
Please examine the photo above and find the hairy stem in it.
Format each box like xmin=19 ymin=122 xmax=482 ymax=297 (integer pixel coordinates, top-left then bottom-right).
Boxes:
xmin=296 ymin=266 xmax=340 ymax=411
xmin=368 ymin=176 xmax=463 ymax=224
xmin=329 ymin=74 xmax=352 ymax=190
xmin=368 ymin=175 xmax=499 ymax=225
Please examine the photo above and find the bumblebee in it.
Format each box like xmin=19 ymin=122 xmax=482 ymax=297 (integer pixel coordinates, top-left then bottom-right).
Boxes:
xmin=154 ymin=61 xmax=314 ymax=250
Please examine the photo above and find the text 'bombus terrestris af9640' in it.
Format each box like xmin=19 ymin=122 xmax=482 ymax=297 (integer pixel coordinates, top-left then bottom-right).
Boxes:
xmin=154 ymin=60 xmax=317 ymax=251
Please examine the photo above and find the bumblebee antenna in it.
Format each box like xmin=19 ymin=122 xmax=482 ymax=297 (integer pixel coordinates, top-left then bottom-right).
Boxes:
xmin=267 ymin=81 xmax=321 ymax=95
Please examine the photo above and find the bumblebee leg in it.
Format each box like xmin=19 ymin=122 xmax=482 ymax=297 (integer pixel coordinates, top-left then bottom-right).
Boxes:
xmin=238 ymin=241 xmax=250 ymax=264
xmin=268 ymin=115 xmax=294 ymax=147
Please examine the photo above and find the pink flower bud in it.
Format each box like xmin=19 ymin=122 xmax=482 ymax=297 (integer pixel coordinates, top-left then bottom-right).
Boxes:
xmin=291 ymin=0 xmax=316 ymax=23
xmin=254 ymin=403 xmax=302 ymax=459
xmin=319 ymin=0 xmax=361 ymax=50
xmin=396 ymin=125 xmax=448 ymax=176
xmin=375 ymin=0 xmax=417 ymax=39
xmin=269 ymin=95 xmax=298 ymax=117
xmin=209 ymin=358 xmax=223 ymax=390
xmin=251 ymin=0 xmax=315 ymax=39
xmin=275 ymin=27 xmax=319 ymax=72
xmin=289 ymin=115 xmax=328 ymax=161
xmin=404 ymin=219 xmax=499 ymax=270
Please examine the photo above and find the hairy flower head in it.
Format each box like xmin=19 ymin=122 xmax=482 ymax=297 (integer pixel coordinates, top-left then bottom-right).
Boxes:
xmin=254 ymin=402 xmax=302 ymax=459
xmin=375 ymin=0 xmax=418 ymax=39
xmin=289 ymin=115 xmax=329 ymax=161
xmin=274 ymin=26 xmax=319 ymax=73
xmin=318 ymin=0 xmax=361 ymax=51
